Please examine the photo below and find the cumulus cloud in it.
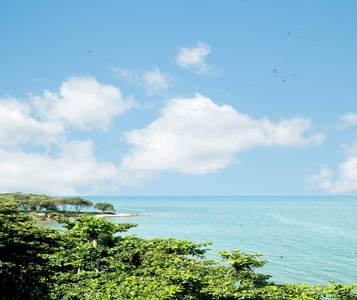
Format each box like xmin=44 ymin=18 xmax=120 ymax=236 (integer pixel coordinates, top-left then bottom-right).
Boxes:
xmin=340 ymin=113 xmax=357 ymax=128
xmin=112 ymin=67 xmax=171 ymax=95
xmin=0 ymin=140 xmax=143 ymax=195
xmin=32 ymin=76 xmax=134 ymax=130
xmin=121 ymin=94 xmax=323 ymax=174
xmin=307 ymin=141 xmax=357 ymax=194
xmin=0 ymin=138 xmax=158 ymax=195
xmin=0 ymin=97 xmax=64 ymax=147
xmin=175 ymin=42 xmax=220 ymax=75
xmin=0 ymin=76 xmax=148 ymax=194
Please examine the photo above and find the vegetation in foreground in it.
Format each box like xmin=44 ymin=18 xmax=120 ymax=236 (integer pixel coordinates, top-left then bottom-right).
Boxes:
xmin=0 ymin=203 xmax=356 ymax=299
xmin=0 ymin=193 xmax=116 ymax=220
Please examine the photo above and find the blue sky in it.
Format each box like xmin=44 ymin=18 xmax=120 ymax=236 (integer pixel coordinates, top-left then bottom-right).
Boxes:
xmin=1 ymin=1 xmax=357 ymax=196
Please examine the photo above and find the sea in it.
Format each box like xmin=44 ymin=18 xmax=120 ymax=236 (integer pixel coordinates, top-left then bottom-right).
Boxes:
xmin=41 ymin=196 xmax=357 ymax=286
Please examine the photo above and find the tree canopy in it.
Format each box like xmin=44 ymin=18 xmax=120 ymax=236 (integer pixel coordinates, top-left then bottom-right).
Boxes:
xmin=0 ymin=193 xmax=59 ymax=211
xmin=59 ymin=197 xmax=93 ymax=213
xmin=0 ymin=204 xmax=356 ymax=299
xmin=0 ymin=203 xmax=59 ymax=299
xmin=0 ymin=193 xmax=96 ymax=218
xmin=94 ymin=202 xmax=116 ymax=213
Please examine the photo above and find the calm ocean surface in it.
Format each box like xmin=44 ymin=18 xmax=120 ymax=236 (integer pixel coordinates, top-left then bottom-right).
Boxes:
xmin=42 ymin=196 xmax=357 ymax=285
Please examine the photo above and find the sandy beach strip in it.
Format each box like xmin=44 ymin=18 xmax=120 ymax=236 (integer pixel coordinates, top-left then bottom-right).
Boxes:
xmin=94 ymin=213 xmax=139 ymax=218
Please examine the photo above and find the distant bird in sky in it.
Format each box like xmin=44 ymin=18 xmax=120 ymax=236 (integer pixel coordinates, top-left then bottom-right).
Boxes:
xmin=272 ymin=33 xmax=296 ymax=82
xmin=89 ymin=50 xmax=91 ymax=53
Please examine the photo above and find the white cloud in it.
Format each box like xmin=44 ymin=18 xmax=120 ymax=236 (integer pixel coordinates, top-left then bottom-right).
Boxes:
xmin=121 ymin=94 xmax=323 ymax=174
xmin=32 ymin=76 xmax=134 ymax=130
xmin=308 ymin=141 xmax=357 ymax=194
xmin=112 ymin=67 xmax=171 ymax=95
xmin=0 ymin=140 xmax=140 ymax=195
xmin=175 ymin=42 xmax=220 ymax=75
xmin=0 ymin=74 xmax=326 ymax=194
xmin=111 ymin=67 xmax=140 ymax=83
xmin=0 ymin=97 xmax=64 ymax=147
xmin=306 ymin=165 xmax=334 ymax=191
xmin=0 ymin=138 xmax=158 ymax=195
xmin=340 ymin=113 xmax=357 ymax=128
xmin=0 ymin=76 xmax=158 ymax=195
xmin=142 ymin=68 xmax=171 ymax=95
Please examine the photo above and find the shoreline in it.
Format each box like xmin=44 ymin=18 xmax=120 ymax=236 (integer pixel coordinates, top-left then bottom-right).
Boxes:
xmin=94 ymin=213 xmax=139 ymax=218
xmin=31 ymin=212 xmax=140 ymax=221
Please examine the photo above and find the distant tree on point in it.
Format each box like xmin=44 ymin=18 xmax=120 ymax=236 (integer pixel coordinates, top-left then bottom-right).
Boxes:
xmin=94 ymin=202 xmax=116 ymax=213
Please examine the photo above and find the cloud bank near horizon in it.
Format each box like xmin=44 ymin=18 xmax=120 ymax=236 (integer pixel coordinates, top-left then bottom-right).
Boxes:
xmin=308 ymin=141 xmax=357 ymax=194
xmin=0 ymin=75 xmax=325 ymax=195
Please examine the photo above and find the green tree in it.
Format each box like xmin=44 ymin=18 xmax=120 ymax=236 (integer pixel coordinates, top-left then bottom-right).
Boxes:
xmin=64 ymin=197 xmax=93 ymax=213
xmin=45 ymin=216 xmax=138 ymax=298
xmin=94 ymin=202 xmax=116 ymax=213
xmin=0 ymin=203 xmax=59 ymax=299
xmin=0 ymin=192 xmax=32 ymax=211
xmin=58 ymin=197 xmax=71 ymax=211
xmin=28 ymin=194 xmax=59 ymax=211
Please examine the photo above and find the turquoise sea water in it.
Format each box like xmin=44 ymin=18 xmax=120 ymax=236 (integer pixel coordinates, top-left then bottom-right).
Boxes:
xmin=42 ymin=196 xmax=357 ymax=285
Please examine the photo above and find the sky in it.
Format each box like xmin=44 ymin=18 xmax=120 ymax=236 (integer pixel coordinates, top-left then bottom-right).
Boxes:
xmin=1 ymin=1 xmax=357 ymax=196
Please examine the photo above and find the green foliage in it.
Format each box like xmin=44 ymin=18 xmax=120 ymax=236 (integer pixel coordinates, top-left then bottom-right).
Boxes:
xmin=29 ymin=195 xmax=59 ymax=211
xmin=218 ymin=249 xmax=271 ymax=289
xmin=0 ymin=204 xmax=356 ymax=299
xmin=0 ymin=192 xmax=60 ymax=211
xmin=94 ymin=202 xmax=116 ymax=213
xmin=0 ymin=193 xmax=98 ymax=218
xmin=60 ymin=197 xmax=93 ymax=213
xmin=0 ymin=203 xmax=59 ymax=299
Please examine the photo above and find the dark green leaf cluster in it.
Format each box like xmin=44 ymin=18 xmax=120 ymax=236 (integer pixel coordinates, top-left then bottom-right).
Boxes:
xmin=0 ymin=203 xmax=59 ymax=299
xmin=0 ymin=204 xmax=356 ymax=300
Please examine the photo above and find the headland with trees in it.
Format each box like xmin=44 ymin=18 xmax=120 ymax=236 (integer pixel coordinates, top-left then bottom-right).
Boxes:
xmin=0 ymin=193 xmax=137 ymax=220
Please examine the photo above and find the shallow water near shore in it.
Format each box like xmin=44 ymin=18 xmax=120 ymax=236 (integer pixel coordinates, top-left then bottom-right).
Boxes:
xmin=42 ymin=196 xmax=357 ymax=285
